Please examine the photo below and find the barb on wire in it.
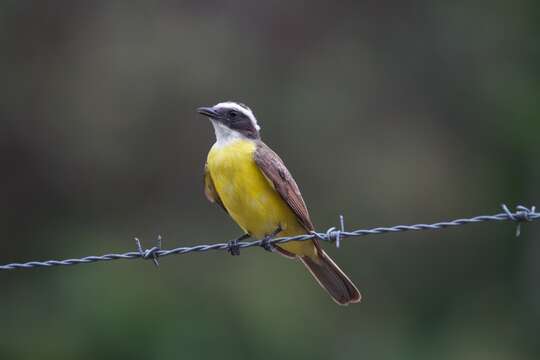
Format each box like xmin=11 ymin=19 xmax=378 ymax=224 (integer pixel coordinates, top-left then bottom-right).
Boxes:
xmin=135 ymin=235 xmax=162 ymax=267
xmin=0 ymin=204 xmax=538 ymax=271
xmin=501 ymin=204 xmax=536 ymax=237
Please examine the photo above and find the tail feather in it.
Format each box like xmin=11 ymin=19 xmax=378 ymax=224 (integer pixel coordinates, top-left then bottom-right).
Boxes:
xmin=300 ymin=251 xmax=361 ymax=305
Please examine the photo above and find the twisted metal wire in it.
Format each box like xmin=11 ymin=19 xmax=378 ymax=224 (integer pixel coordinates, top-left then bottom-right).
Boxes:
xmin=0 ymin=204 xmax=537 ymax=271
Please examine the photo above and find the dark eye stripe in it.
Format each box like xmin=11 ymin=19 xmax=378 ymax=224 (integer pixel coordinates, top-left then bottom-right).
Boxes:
xmin=224 ymin=107 xmax=249 ymax=119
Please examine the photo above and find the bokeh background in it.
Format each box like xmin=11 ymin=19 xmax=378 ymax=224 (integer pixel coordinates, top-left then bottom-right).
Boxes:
xmin=2 ymin=1 xmax=539 ymax=359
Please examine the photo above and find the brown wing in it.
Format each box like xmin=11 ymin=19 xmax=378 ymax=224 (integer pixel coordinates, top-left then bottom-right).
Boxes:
xmin=204 ymin=163 xmax=228 ymax=214
xmin=254 ymin=141 xmax=314 ymax=232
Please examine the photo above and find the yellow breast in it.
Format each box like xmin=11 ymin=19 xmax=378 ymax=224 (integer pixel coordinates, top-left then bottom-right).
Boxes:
xmin=206 ymin=139 xmax=307 ymax=245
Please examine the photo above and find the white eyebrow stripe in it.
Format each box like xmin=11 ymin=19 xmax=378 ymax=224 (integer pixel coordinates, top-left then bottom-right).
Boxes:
xmin=213 ymin=101 xmax=260 ymax=131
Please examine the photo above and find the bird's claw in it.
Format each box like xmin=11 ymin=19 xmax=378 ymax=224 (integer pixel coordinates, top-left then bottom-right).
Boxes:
xmin=228 ymin=239 xmax=241 ymax=256
xmin=261 ymin=237 xmax=274 ymax=252
xmin=260 ymin=226 xmax=282 ymax=253
xmin=227 ymin=233 xmax=250 ymax=256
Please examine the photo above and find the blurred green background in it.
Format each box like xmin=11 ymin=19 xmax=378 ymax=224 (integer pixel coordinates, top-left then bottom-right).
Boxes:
xmin=1 ymin=1 xmax=539 ymax=359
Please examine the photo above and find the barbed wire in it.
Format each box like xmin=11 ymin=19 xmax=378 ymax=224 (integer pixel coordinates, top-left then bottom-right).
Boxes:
xmin=0 ymin=204 xmax=537 ymax=271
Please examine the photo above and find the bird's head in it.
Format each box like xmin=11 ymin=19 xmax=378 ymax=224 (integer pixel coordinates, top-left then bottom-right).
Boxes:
xmin=197 ymin=101 xmax=261 ymax=143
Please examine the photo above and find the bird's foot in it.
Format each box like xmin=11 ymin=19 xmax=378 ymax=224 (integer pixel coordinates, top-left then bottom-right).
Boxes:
xmin=261 ymin=226 xmax=282 ymax=253
xmin=228 ymin=233 xmax=250 ymax=256
xmin=261 ymin=237 xmax=273 ymax=252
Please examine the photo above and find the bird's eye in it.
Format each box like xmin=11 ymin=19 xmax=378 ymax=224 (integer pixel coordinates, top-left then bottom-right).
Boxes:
xmin=229 ymin=110 xmax=238 ymax=118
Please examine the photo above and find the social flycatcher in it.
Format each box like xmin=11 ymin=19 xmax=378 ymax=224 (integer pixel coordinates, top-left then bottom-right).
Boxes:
xmin=198 ymin=101 xmax=361 ymax=305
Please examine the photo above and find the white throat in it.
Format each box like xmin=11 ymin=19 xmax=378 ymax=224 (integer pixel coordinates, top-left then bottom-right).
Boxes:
xmin=211 ymin=120 xmax=245 ymax=147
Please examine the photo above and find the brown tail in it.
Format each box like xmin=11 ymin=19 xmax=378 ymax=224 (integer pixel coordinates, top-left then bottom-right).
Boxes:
xmin=300 ymin=250 xmax=361 ymax=305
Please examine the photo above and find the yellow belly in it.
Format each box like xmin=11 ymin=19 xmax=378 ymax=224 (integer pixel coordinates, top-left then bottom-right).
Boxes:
xmin=207 ymin=139 xmax=315 ymax=256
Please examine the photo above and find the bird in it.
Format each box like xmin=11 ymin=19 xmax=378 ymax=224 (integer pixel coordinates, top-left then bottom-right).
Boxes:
xmin=197 ymin=101 xmax=361 ymax=305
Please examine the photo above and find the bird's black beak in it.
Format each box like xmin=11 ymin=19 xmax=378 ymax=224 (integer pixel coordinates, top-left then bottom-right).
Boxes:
xmin=197 ymin=106 xmax=218 ymax=119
